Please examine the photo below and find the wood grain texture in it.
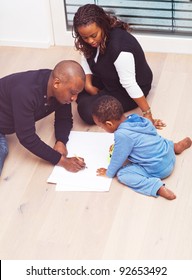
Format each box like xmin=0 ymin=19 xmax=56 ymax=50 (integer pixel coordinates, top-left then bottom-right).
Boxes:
xmin=0 ymin=46 xmax=192 ymax=259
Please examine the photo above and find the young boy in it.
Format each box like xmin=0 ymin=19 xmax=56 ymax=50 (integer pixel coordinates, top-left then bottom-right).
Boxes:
xmin=92 ymin=96 xmax=192 ymax=200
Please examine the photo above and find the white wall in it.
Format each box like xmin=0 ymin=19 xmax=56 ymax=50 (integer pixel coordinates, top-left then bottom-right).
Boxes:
xmin=50 ymin=0 xmax=192 ymax=54
xmin=0 ymin=0 xmax=192 ymax=54
xmin=135 ymin=33 xmax=192 ymax=54
xmin=0 ymin=0 xmax=54 ymax=48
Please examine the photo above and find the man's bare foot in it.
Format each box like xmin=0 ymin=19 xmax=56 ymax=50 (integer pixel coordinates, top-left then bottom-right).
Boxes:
xmin=157 ymin=185 xmax=176 ymax=200
xmin=174 ymin=137 xmax=192 ymax=154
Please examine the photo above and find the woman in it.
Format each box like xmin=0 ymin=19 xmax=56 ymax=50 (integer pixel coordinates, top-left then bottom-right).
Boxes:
xmin=73 ymin=4 xmax=164 ymax=128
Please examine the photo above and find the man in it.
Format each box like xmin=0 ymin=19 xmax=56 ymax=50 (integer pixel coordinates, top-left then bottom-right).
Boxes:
xmin=0 ymin=60 xmax=86 ymax=175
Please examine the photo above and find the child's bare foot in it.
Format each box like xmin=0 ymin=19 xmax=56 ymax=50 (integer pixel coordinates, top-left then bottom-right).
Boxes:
xmin=157 ymin=185 xmax=176 ymax=200
xmin=174 ymin=137 xmax=192 ymax=154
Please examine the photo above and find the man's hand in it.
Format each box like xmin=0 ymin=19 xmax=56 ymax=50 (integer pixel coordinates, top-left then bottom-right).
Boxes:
xmin=58 ymin=155 xmax=86 ymax=172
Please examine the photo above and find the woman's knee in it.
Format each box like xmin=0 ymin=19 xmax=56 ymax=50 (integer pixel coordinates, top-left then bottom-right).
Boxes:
xmin=77 ymin=102 xmax=95 ymax=125
xmin=77 ymin=94 xmax=101 ymax=125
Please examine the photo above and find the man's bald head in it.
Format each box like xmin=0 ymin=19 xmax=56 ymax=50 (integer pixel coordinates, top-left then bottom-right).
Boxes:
xmin=52 ymin=60 xmax=85 ymax=83
xmin=48 ymin=60 xmax=85 ymax=104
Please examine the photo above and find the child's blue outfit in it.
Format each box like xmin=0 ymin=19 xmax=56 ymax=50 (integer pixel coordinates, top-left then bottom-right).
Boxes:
xmin=106 ymin=114 xmax=176 ymax=197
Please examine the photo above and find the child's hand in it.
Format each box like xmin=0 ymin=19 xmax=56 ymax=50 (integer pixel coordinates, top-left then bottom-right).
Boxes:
xmin=96 ymin=167 xmax=107 ymax=177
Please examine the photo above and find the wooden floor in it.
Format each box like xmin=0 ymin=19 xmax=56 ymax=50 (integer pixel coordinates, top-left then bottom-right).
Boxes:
xmin=0 ymin=46 xmax=192 ymax=260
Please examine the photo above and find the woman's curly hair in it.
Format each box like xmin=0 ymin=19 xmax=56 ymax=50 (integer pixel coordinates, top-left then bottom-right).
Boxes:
xmin=73 ymin=4 xmax=130 ymax=58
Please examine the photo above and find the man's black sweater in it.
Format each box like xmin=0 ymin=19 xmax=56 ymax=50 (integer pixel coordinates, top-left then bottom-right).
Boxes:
xmin=0 ymin=69 xmax=73 ymax=165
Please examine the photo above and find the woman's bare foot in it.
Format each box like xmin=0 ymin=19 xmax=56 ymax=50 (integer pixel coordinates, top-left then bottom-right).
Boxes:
xmin=174 ymin=137 xmax=192 ymax=154
xmin=157 ymin=185 xmax=176 ymax=200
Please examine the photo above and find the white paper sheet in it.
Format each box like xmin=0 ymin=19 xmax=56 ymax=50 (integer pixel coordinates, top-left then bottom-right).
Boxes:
xmin=47 ymin=131 xmax=114 ymax=191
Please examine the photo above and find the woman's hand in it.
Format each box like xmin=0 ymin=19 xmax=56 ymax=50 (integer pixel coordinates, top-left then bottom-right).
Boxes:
xmin=144 ymin=114 xmax=166 ymax=130
xmin=85 ymin=74 xmax=100 ymax=95
xmin=153 ymin=118 xmax=166 ymax=130
xmin=86 ymin=84 xmax=99 ymax=95
xmin=133 ymin=96 xmax=166 ymax=130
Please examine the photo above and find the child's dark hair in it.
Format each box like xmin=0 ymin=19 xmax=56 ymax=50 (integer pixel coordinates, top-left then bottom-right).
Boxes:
xmin=92 ymin=96 xmax=124 ymax=123
xmin=73 ymin=4 xmax=130 ymax=58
